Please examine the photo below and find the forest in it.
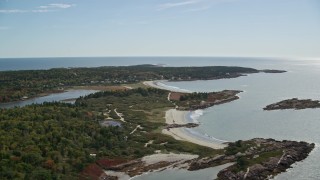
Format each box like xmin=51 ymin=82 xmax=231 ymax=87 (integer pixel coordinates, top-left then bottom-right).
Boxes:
xmin=0 ymin=88 xmax=218 ymax=179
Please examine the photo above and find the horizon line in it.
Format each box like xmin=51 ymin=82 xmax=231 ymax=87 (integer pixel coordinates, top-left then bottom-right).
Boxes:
xmin=0 ymin=55 xmax=320 ymax=61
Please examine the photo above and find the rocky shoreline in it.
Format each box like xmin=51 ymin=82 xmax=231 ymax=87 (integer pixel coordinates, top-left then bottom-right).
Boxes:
xmin=259 ymin=69 xmax=287 ymax=73
xmin=165 ymin=123 xmax=199 ymax=129
xmin=264 ymin=98 xmax=320 ymax=110
xmin=82 ymin=138 xmax=314 ymax=180
xmin=216 ymin=138 xmax=315 ymax=180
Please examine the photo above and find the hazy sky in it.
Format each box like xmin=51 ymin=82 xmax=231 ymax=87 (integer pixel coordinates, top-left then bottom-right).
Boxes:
xmin=0 ymin=0 xmax=320 ymax=58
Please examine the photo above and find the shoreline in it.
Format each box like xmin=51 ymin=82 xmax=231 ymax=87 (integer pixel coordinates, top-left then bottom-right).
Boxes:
xmin=0 ymin=85 xmax=130 ymax=105
xmin=0 ymin=89 xmax=66 ymax=105
xmin=143 ymin=81 xmax=192 ymax=93
xmin=144 ymin=81 xmax=227 ymax=149
xmin=163 ymin=109 xmax=227 ymax=149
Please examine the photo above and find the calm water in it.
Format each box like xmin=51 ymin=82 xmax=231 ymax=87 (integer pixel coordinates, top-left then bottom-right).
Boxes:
xmin=0 ymin=90 xmax=97 ymax=109
xmin=163 ymin=60 xmax=320 ymax=180
xmin=1 ymin=57 xmax=320 ymax=179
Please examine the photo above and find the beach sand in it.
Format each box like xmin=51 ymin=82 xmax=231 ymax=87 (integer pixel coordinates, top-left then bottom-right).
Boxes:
xmin=143 ymin=81 xmax=168 ymax=90
xmin=144 ymin=81 xmax=227 ymax=149
xmin=143 ymin=81 xmax=191 ymax=93
xmin=105 ymin=81 xmax=228 ymax=179
xmin=163 ymin=109 xmax=226 ymax=149
xmin=142 ymin=153 xmax=198 ymax=165
xmin=105 ymin=153 xmax=199 ymax=180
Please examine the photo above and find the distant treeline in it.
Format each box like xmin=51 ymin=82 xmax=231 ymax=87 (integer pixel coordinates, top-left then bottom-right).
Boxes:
xmin=0 ymin=65 xmax=258 ymax=103
xmin=78 ymin=87 xmax=168 ymax=100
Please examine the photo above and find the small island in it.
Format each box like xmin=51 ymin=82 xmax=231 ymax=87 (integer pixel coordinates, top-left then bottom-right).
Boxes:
xmin=264 ymin=98 xmax=320 ymax=110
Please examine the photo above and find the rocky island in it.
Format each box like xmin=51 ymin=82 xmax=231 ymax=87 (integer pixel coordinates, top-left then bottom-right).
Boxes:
xmin=264 ymin=98 xmax=320 ymax=110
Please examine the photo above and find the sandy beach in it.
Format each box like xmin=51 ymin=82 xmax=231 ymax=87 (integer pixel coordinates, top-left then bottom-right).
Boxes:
xmin=144 ymin=80 xmax=227 ymax=149
xmin=144 ymin=81 xmax=227 ymax=149
xmin=104 ymin=153 xmax=199 ymax=180
xmin=143 ymin=80 xmax=167 ymax=90
xmin=142 ymin=153 xmax=198 ymax=165
xmin=163 ymin=109 xmax=226 ymax=149
xmin=143 ymin=81 xmax=191 ymax=93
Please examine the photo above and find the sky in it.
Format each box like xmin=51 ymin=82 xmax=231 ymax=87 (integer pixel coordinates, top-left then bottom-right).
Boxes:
xmin=0 ymin=0 xmax=320 ymax=58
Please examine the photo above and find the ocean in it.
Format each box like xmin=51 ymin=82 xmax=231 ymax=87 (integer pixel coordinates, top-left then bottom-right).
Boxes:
xmin=1 ymin=57 xmax=319 ymax=179
xmin=162 ymin=59 xmax=320 ymax=180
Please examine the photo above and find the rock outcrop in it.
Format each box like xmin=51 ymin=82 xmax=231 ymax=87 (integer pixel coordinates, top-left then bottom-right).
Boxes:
xmin=83 ymin=138 xmax=314 ymax=180
xmin=259 ymin=69 xmax=287 ymax=73
xmin=165 ymin=123 xmax=199 ymax=129
xmin=216 ymin=138 xmax=315 ymax=180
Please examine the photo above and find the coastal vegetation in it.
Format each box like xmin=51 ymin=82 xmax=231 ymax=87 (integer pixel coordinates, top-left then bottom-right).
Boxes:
xmin=170 ymin=90 xmax=241 ymax=110
xmin=0 ymin=88 xmax=219 ymax=179
xmin=216 ymin=138 xmax=314 ymax=179
xmin=0 ymin=65 xmax=260 ymax=103
xmin=0 ymin=102 xmax=121 ymax=179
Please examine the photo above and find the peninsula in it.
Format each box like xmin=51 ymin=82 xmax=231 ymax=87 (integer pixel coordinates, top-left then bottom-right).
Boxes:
xmin=0 ymin=65 xmax=285 ymax=103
